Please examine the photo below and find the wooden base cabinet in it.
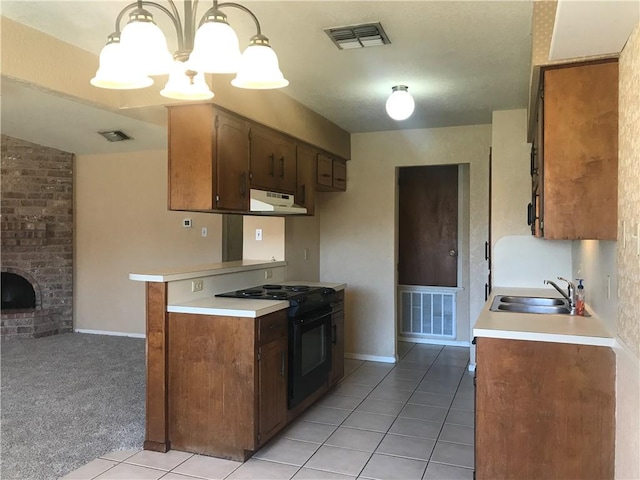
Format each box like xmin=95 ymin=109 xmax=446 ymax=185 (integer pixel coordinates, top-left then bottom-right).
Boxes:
xmin=166 ymin=310 xmax=288 ymax=461
xmin=475 ymin=337 xmax=614 ymax=480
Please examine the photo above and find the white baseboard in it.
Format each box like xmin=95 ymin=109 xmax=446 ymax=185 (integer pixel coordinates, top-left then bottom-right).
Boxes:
xmin=74 ymin=328 xmax=146 ymax=339
xmin=398 ymin=336 xmax=471 ymax=347
xmin=345 ymin=352 xmax=397 ymax=364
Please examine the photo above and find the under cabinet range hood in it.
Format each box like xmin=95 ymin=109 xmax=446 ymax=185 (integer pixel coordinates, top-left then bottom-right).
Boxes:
xmin=249 ymin=189 xmax=307 ymax=215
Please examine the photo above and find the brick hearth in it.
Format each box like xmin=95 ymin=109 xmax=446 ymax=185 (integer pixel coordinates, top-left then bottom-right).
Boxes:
xmin=1 ymin=135 xmax=73 ymax=338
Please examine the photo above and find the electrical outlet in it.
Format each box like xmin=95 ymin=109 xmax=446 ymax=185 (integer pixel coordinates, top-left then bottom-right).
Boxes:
xmin=264 ymin=269 xmax=273 ymax=280
xmin=191 ymin=279 xmax=203 ymax=292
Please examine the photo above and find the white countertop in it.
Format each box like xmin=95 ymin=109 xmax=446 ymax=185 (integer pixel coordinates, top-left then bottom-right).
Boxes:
xmin=129 ymin=260 xmax=286 ymax=283
xmin=473 ymin=287 xmax=614 ymax=347
xmin=168 ymin=282 xmax=346 ymax=318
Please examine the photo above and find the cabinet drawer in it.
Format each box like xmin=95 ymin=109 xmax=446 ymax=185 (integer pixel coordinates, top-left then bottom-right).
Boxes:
xmin=258 ymin=310 xmax=288 ymax=345
xmin=317 ymin=155 xmax=333 ymax=187
xmin=332 ymin=161 xmax=347 ymax=191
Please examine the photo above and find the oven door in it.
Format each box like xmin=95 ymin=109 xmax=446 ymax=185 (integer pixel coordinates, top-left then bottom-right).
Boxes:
xmin=288 ymin=308 xmax=332 ymax=409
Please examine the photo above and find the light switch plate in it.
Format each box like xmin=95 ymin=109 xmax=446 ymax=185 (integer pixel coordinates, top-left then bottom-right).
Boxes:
xmin=256 ymin=229 xmax=263 ymax=241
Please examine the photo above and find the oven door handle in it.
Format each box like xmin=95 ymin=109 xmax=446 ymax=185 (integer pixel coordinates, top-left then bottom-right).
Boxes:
xmin=296 ymin=310 xmax=332 ymax=326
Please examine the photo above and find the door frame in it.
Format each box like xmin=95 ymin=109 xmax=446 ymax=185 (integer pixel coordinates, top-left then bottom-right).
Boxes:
xmin=394 ymin=164 xmax=470 ymax=349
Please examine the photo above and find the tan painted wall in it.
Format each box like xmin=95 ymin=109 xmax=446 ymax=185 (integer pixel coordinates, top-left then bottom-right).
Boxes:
xmin=242 ymin=216 xmax=285 ymax=261
xmin=284 ymin=215 xmax=321 ymax=283
xmin=74 ymin=149 xmax=223 ymax=335
xmin=319 ymin=125 xmax=491 ymax=360
xmin=615 ymin=22 xmax=640 ymax=480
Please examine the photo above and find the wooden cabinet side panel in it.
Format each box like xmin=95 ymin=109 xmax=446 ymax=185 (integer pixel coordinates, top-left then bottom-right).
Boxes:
xmin=543 ymin=61 xmax=618 ymax=240
xmin=168 ymin=105 xmax=215 ymax=211
xmin=168 ymin=313 xmax=256 ymax=459
xmin=475 ymin=337 xmax=615 ymax=480
xmin=145 ymin=282 xmax=169 ymax=452
xmin=217 ymin=111 xmax=249 ymax=211
xmin=296 ymin=145 xmax=316 ymax=215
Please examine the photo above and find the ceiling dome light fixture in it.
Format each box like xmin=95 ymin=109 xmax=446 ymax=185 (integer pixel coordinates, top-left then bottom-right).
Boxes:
xmin=91 ymin=0 xmax=288 ymax=101
xmin=385 ymin=85 xmax=415 ymax=121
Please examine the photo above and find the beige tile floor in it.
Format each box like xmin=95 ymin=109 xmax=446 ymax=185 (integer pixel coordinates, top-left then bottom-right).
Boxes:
xmin=63 ymin=343 xmax=473 ymax=480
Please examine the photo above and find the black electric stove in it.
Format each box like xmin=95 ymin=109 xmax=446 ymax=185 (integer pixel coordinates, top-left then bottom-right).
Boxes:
xmin=216 ymin=284 xmax=336 ymax=317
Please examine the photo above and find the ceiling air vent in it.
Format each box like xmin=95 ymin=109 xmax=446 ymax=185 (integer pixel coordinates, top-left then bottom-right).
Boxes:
xmin=98 ymin=130 xmax=133 ymax=142
xmin=325 ymin=22 xmax=391 ymax=50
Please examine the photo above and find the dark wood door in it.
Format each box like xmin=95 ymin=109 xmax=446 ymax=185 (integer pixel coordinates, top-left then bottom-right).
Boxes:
xmin=258 ymin=336 xmax=287 ymax=445
xmin=398 ymin=165 xmax=458 ymax=287
xmin=217 ymin=111 xmax=249 ymax=211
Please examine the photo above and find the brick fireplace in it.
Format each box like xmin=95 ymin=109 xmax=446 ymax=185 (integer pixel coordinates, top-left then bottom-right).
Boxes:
xmin=1 ymin=135 xmax=73 ymax=338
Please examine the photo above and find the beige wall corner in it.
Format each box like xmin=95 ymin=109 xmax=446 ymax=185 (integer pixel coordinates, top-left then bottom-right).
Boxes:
xmin=74 ymin=149 xmax=222 ymax=335
xmin=319 ymin=125 xmax=491 ymax=360
xmin=242 ymin=216 xmax=285 ymax=262
xmin=284 ymin=215 xmax=321 ymax=283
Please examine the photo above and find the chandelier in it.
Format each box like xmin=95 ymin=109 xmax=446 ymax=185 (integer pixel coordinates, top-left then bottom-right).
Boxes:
xmin=90 ymin=0 xmax=289 ymax=100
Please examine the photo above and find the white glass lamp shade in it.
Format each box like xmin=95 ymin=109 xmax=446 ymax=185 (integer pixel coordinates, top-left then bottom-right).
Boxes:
xmin=160 ymin=61 xmax=214 ymax=100
xmin=190 ymin=16 xmax=241 ymax=73
xmin=120 ymin=10 xmax=173 ymax=76
xmin=90 ymin=39 xmax=153 ymax=90
xmin=231 ymin=35 xmax=288 ymax=89
xmin=385 ymin=85 xmax=415 ymax=121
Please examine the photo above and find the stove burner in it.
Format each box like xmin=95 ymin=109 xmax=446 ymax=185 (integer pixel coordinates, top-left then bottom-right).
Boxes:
xmin=268 ymin=291 xmax=289 ymax=299
xmin=238 ymin=289 xmax=263 ymax=297
xmin=284 ymin=285 xmax=310 ymax=292
xmin=262 ymin=285 xmax=283 ymax=290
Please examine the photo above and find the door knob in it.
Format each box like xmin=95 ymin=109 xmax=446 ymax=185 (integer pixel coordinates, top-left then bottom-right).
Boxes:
xmin=449 ymin=249 xmax=457 ymax=257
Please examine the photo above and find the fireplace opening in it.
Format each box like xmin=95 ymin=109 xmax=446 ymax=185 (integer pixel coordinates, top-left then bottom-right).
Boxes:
xmin=1 ymin=272 xmax=36 ymax=310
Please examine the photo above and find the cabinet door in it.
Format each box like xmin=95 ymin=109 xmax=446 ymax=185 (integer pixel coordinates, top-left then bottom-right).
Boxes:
xmin=296 ymin=145 xmax=316 ymax=215
xmin=250 ymin=126 xmax=296 ymax=194
xmin=542 ymin=60 xmax=618 ymax=240
xmin=217 ymin=111 xmax=249 ymax=211
xmin=316 ymin=154 xmax=333 ymax=188
xmin=258 ymin=336 xmax=288 ymax=445
xmin=332 ymin=161 xmax=347 ymax=191
xmin=168 ymin=104 xmax=216 ymax=211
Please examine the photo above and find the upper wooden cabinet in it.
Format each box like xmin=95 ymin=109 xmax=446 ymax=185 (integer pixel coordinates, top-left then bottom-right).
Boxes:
xmin=530 ymin=59 xmax=618 ymax=240
xmin=250 ymin=126 xmax=296 ymax=194
xmin=296 ymin=144 xmax=317 ymax=215
xmin=316 ymin=153 xmax=347 ymax=192
xmin=168 ymin=104 xmax=249 ymax=212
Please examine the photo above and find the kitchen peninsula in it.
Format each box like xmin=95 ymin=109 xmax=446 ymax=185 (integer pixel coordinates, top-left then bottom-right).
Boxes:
xmin=130 ymin=260 xmax=346 ymax=461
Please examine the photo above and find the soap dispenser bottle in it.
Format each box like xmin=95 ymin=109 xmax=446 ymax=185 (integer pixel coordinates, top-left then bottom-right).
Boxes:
xmin=576 ymin=279 xmax=585 ymax=316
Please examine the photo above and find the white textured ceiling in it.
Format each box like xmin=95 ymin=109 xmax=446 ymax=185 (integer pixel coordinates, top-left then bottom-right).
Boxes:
xmin=0 ymin=1 xmax=535 ymax=154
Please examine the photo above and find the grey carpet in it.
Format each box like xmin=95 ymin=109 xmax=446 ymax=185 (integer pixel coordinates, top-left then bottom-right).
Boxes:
xmin=1 ymin=333 xmax=145 ymax=480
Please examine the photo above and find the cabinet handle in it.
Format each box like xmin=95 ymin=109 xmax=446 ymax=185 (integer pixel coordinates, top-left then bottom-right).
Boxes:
xmin=484 ymin=241 xmax=489 ymax=261
xmin=321 ymin=173 xmax=331 ymax=178
xmin=527 ymin=203 xmax=533 ymax=226
xmin=280 ymin=351 xmax=285 ymax=376
xmin=300 ymin=184 xmax=306 ymax=205
xmin=269 ymin=154 xmax=275 ymax=176
xmin=240 ymin=172 xmax=247 ymax=198
xmin=332 ymin=324 xmax=337 ymax=345
xmin=530 ymin=145 xmax=537 ymax=176
xmin=335 ymin=178 xmax=345 ymax=182
xmin=484 ymin=283 xmax=489 ymax=301
xmin=280 ymin=157 xmax=285 ymax=179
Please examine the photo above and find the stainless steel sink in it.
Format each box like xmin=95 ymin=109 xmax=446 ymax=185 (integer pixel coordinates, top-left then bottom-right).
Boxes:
xmin=489 ymin=294 xmax=579 ymax=316
xmin=495 ymin=303 xmax=572 ymax=315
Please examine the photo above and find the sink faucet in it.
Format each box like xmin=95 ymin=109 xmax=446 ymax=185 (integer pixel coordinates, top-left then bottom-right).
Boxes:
xmin=544 ymin=277 xmax=577 ymax=314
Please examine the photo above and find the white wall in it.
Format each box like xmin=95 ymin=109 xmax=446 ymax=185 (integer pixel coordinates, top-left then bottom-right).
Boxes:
xmin=74 ymin=150 xmax=223 ymax=335
xmin=319 ymin=125 xmax=491 ymax=361
xmin=491 ymin=110 xmax=573 ymax=289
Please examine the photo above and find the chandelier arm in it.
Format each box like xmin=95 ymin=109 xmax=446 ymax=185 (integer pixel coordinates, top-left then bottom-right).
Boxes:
xmin=113 ymin=1 xmax=185 ymax=50
xmin=216 ymin=2 xmax=262 ymax=35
